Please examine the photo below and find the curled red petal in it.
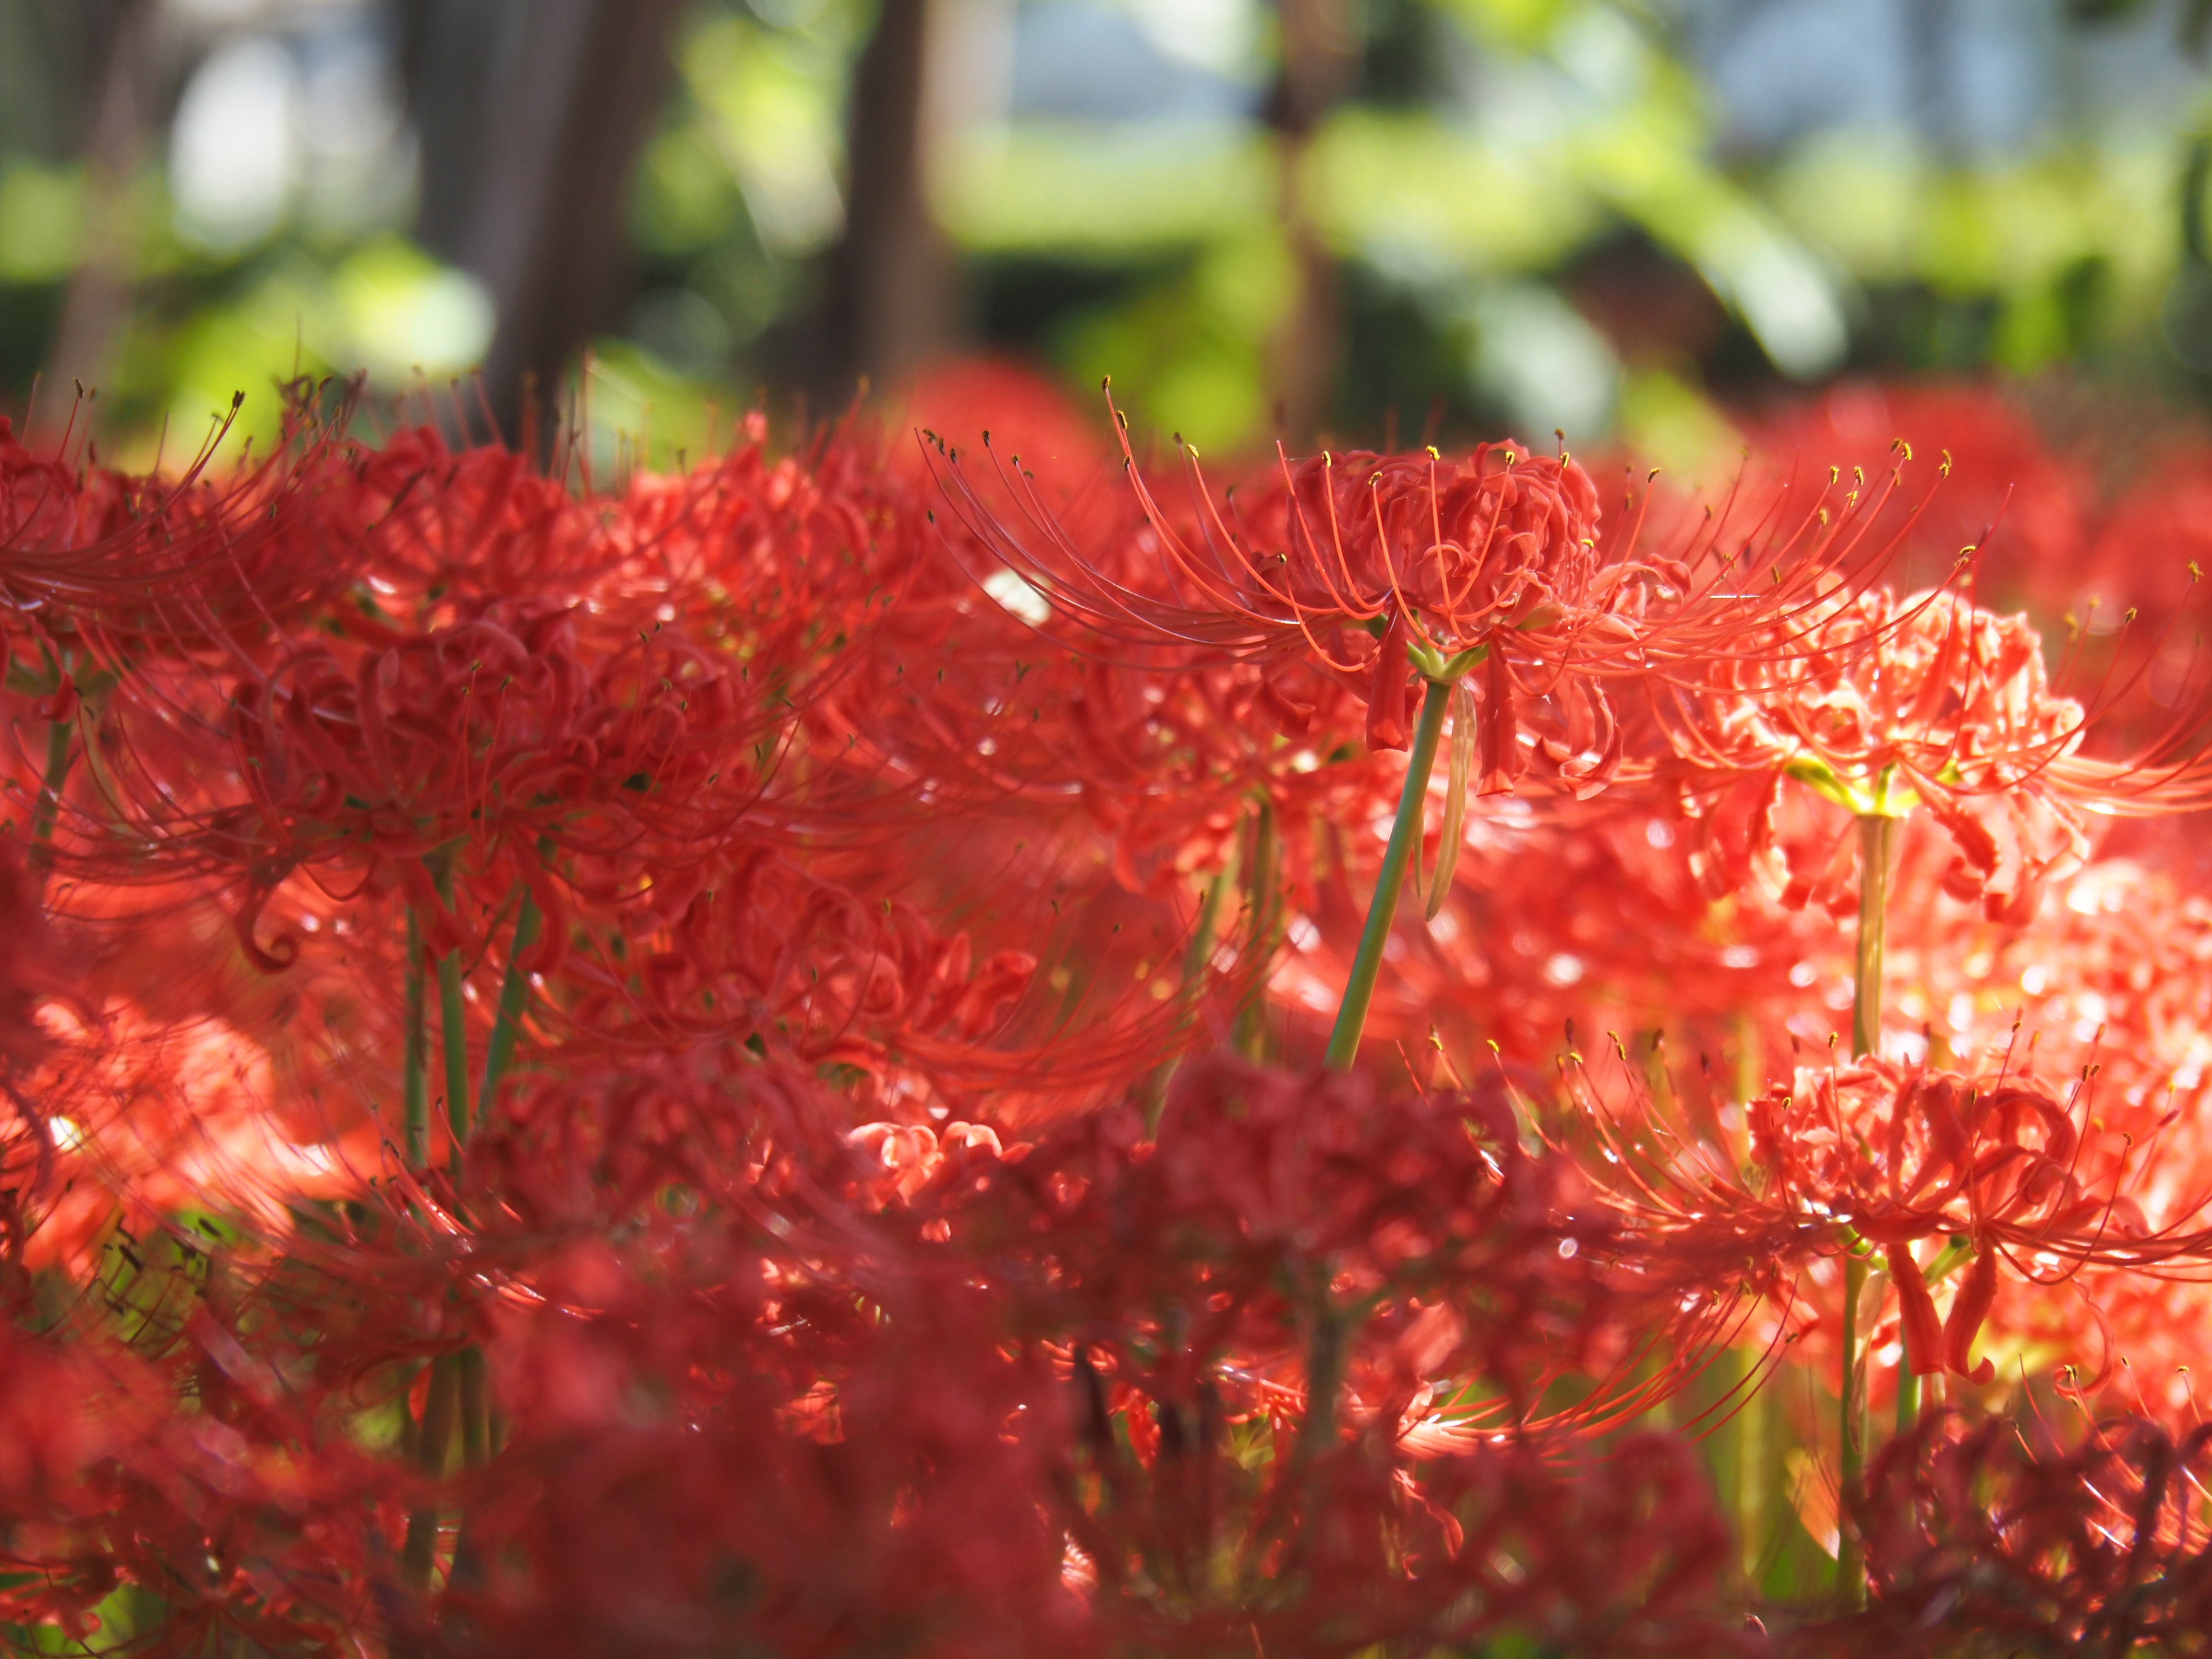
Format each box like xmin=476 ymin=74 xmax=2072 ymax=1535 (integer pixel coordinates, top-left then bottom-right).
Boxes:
xmin=1943 ymin=1244 xmax=1999 ymax=1384
xmin=1366 ymin=616 xmax=1410 ymax=752
xmin=1888 ymin=1245 xmax=1947 ymax=1376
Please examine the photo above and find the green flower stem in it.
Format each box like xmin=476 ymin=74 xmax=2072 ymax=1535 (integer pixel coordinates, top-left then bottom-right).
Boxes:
xmin=1838 ymin=1250 xmax=1870 ymax=1606
xmin=28 ymin=715 xmax=72 ymax=868
xmin=433 ymin=864 xmax=470 ymax=1168
xmin=1148 ymin=847 xmax=1238 ymax=1133
xmin=459 ymin=1346 xmax=489 ymax=1467
xmin=1835 ymin=812 xmax=1897 ymax=1606
xmin=1852 ymin=813 xmax=1895 ymax=1062
xmin=1324 ymin=675 xmax=1451 ymax=1070
xmin=1282 ymin=1294 xmax=1354 ymax=1572
xmin=1234 ymin=796 xmax=1281 ymax=1061
xmin=1736 ymin=1353 xmax=1769 ymax=1585
xmin=477 ymin=888 xmax=542 ymax=1127
xmin=1895 ymin=1330 xmax=1920 ymax=1434
xmin=403 ymin=909 xmax=429 ymax=1169
xmin=401 ymin=1352 xmax=461 ymax=1591
xmin=449 ymin=1347 xmax=492 ymax=1591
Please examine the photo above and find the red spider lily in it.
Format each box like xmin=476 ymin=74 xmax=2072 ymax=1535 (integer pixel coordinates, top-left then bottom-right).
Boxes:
xmin=899 ymin=1057 xmax=1714 ymax=1449
xmin=31 ymin=365 xmax=2212 ymax=1658
xmin=932 ymin=396 xmax=1900 ymax=796
xmin=422 ymin=1209 xmax=1080 ymax=1659
xmin=1823 ymin=1412 xmax=2212 ymax=1657
xmin=1559 ymin=1052 xmax=2203 ymax=1386
xmin=0 ymin=398 xmax=388 ymax=662
xmin=8 ymin=403 xmax=934 ymax=962
xmin=357 ymin=410 xmax=928 ymax=644
xmin=806 ymin=1057 xmax=1754 ymax=1655
xmin=549 ymin=846 xmax=1041 ymax=1090
xmin=1657 ymin=582 xmax=2212 ymax=924
xmin=803 ymin=511 xmax=1403 ymax=1072
xmin=936 ymin=401 xmax=1612 ymax=677
xmin=39 ymin=595 xmax=793 ymax=974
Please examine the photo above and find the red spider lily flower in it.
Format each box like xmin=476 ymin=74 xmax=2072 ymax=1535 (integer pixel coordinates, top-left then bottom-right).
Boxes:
xmin=440 ymin=1213 xmax=1078 ymax=1659
xmin=22 ymin=414 xmax=939 ymax=986
xmin=1658 ymin=582 xmax=2212 ymax=924
xmin=554 ymin=843 xmax=1043 ymax=1090
xmin=899 ymin=1056 xmax=1702 ymax=1445
xmin=0 ymin=398 xmax=385 ymax=660
xmin=1846 ymin=1413 xmax=2212 ymax=1656
xmin=933 ymin=395 xmax=1895 ymax=799
xmin=1560 ymin=1052 xmax=2196 ymax=1386
xmin=5 ymin=1002 xmax=362 ymax=1278
xmin=817 ymin=1058 xmax=1754 ymax=1655
xmin=61 ymin=597 xmax=780 ymax=973
xmin=938 ymin=405 xmax=1611 ymax=683
xmin=357 ymin=408 xmax=926 ymax=643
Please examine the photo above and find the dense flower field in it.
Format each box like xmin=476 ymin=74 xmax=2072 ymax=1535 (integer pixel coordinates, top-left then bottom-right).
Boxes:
xmin=6 ymin=368 xmax=2212 ymax=1656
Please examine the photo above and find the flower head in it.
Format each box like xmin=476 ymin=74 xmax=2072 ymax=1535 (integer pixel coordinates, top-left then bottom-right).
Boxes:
xmin=933 ymin=393 xmax=1890 ymax=795
xmin=1661 ymin=582 xmax=2212 ymax=920
xmin=1562 ymin=1049 xmax=2199 ymax=1385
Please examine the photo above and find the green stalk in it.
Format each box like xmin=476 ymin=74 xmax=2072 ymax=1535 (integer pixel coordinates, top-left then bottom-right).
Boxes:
xmin=477 ymin=889 xmax=542 ymax=1127
xmin=1324 ymin=676 xmax=1451 ymax=1070
xmin=1838 ymin=1251 xmax=1869 ymax=1606
xmin=1895 ymin=1329 xmax=1920 ymax=1435
xmin=433 ymin=864 xmax=469 ymax=1169
xmin=1833 ymin=812 xmax=1895 ymax=1606
xmin=28 ymin=714 xmax=72 ymax=868
xmin=448 ymin=1348 xmax=492 ymax=1591
xmin=401 ymin=1353 xmax=461 ymax=1590
xmin=1148 ymin=851 xmax=1237 ymax=1133
xmin=403 ymin=910 xmax=429 ymax=1169
xmin=1851 ymin=814 xmax=1895 ymax=1061
xmin=1281 ymin=1293 xmax=1353 ymax=1571
xmin=458 ymin=1346 xmax=489 ymax=1467
xmin=1737 ymin=1352 xmax=1768 ymax=1585
xmin=1233 ymin=797 xmax=1281 ymax=1061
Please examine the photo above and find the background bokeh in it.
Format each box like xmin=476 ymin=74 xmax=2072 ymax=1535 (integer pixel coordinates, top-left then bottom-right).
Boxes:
xmin=3 ymin=0 xmax=2211 ymax=470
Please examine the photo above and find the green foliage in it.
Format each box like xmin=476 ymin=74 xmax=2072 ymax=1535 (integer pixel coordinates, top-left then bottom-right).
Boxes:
xmin=0 ymin=0 xmax=2205 ymax=456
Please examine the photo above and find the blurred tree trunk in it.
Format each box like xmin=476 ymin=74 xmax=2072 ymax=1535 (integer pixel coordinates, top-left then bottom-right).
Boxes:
xmin=402 ymin=0 xmax=683 ymax=446
xmin=1264 ymin=0 xmax=1356 ymax=448
xmin=823 ymin=0 xmax=960 ymax=400
xmin=38 ymin=0 xmax=153 ymax=437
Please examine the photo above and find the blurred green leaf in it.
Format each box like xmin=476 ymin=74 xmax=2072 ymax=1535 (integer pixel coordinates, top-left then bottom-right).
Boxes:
xmin=0 ymin=160 xmax=81 ymax=285
xmin=941 ymin=126 xmax=1278 ymax=256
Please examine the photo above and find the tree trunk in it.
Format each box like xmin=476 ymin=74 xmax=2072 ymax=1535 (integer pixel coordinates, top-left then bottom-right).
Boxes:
xmin=824 ymin=0 xmax=961 ymax=400
xmin=38 ymin=0 xmax=153 ymax=438
xmin=1263 ymin=0 xmax=1356 ymax=449
xmin=404 ymin=0 xmax=683 ymax=447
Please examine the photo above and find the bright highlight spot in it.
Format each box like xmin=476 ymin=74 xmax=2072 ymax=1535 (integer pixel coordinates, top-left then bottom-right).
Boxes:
xmin=982 ymin=568 xmax=1052 ymax=626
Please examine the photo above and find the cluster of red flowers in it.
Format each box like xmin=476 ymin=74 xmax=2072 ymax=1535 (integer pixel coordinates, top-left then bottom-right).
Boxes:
xmin=5 ymin=369 xmax=2212 ymax=1656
